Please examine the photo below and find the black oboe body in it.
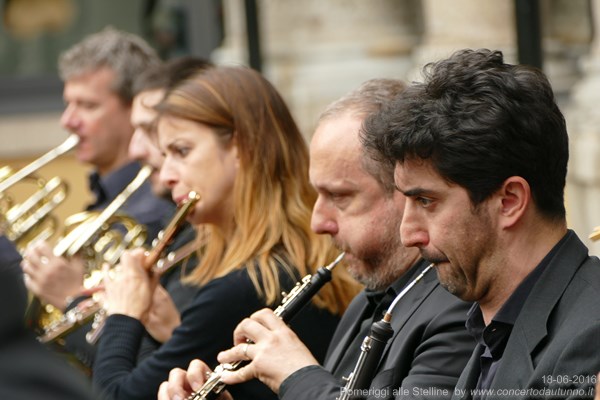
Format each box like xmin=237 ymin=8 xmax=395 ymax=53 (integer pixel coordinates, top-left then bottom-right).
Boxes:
xmin=187 ymin=252 xmax=346 ymax=400
xmin=337 ymin=264 xmax=434 ymax=400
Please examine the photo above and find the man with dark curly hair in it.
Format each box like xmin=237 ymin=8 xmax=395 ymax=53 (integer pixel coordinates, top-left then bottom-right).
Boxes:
xmin=362 ymin=48 xmax=600 ymax=400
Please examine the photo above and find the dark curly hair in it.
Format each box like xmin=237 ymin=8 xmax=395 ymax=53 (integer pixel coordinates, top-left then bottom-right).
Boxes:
xmin=362 ymin=48 xmax=568 ymax=221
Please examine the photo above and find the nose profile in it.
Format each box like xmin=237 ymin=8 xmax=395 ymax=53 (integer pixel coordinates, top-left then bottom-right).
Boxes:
xmin=400 ymin=202 xmax=429 ymax=249
xmin=129 ymin=130 xmax=149 ymax=162
xmin=60 ymin=104 xmax=80 ymax=132
xmin=311 ymin=196 xmax=338 ymax=236
xmin=159 ymin=157 xmax=178 ymax=190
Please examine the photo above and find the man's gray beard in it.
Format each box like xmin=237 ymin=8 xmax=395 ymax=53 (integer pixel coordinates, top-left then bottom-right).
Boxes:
xmin=354 ymin=258 xmax=407 ymax=291
xmin=348 ymin=239 xmax=408 ymax=291
xmin=334 ymin=214 xmax=408 ymax=291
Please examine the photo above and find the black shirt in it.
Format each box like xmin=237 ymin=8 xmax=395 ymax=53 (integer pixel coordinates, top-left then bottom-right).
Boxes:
xmin=467 ymin=233 xmax=568 ymax=398
xmin=331 ymin=260 xmax=430 ymax=380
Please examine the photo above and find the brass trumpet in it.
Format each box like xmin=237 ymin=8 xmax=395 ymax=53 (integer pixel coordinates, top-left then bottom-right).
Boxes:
xmin=3 ymin=176 xmax=68 ymax=250
xmin=39 ymin=188 xmax=199 ymax=344
xmin=0 ymin=134 xmax=79 ymax=194
xmin=0 ymin=134 xmax=79 ymax=251
xmin=85 ymin=191 xmax=200 ymax=344
xmin=25 ymin=165 xmax=153 ymax=333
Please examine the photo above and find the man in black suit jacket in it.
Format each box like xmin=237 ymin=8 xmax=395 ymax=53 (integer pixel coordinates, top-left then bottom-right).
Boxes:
xmin=158 ymin=79 xmax=474 ymax=400
xmin=361 ymin=48 xmax=600 ymax=399
xmin=0 ymin=243 xmax=96 ymax=400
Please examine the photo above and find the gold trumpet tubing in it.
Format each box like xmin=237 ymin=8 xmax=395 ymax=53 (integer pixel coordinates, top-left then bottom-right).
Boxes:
xmin=53 ymin=217 xmax=96 ymax=258
xmin=5 ymin=177 xmax=68 ymax=241
xmin=95 ymin=223 xmax=147 ymax=266
xmin=37 ymin=191 xmax=199 ymax=344
xmin=0 ymin=166 xmax=12 ymax=182
xmin=14 ymin=215 xmax=58 ymax=253
xmin=40 ymin=239 xmax=200 ymax=344
xmin=0 ymin=134 xmax=79 ymax=194
xmin=53 ymin=165 xmax=152 ymax=258
xmin=153 ymin=240 xmax=198 ymax=275
xmin=55 ymin=215 xmax=147 ymax=277
xmin=589 ymin=226 xmax=600 ymax=241
xmin=0 ymin=195 xmax=13 ymax=215
xmin=5 ymin=176 xmax=67 ymax=224
xmin=25 ymin=166 xmax=151 ymax=334
xmin=0 ymin=167 xmax=15 ymax=215
xmin=89 ymin=214 xmax=148 ymax=266
xmin=144 ymin=191 xmax=200 ymax=269
xmin=85 ymin=191 xmax=201 ymax=345
xmin=0 ymin=167 xmax=13 ymax=211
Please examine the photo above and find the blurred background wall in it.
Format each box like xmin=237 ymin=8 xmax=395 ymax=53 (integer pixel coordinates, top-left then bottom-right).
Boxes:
xmin=2 ymin=0 xmax=600 ymax=253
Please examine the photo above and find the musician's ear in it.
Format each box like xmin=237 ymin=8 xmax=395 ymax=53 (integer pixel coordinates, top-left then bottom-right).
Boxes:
xmin=497 ymin=176 xmax=529 ymax=229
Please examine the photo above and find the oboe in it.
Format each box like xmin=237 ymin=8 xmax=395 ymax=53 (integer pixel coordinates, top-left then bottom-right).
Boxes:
xmin=337 ymin=263 xmax=434 ymax=400
xmin=187 ymin=251 xmax=346 ymax=400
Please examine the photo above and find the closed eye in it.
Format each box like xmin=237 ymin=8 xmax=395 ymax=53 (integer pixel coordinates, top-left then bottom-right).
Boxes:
xmin=327 ymin=191 xmax=352 ymax=209
xmin=167 ymin=143 xmax=191 ymax=158
xmin=415 ymin=196 xmax=433 ymax=208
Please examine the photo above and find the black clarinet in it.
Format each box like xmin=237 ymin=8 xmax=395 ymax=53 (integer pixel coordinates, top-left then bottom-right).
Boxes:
xmin=187 ymin=252 xmax=346 ymax=400
xmin=337 ymin=263 xmax=434 ymax=400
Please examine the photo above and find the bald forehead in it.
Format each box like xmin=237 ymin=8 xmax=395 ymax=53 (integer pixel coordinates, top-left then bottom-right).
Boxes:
xmin=310 ymin=112 xmax=363 ymax=155
xmin=309 ymin=113 xmax=367 ymax=191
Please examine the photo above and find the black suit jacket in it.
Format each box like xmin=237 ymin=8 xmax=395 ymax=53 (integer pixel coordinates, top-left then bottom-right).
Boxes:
xmin=0 ymin=251 xmax=96 ymax=400
xmin=281 ymin=259 xmax=475 ymax=400
xmin=452 ymin=230 xmax=600 ymax=400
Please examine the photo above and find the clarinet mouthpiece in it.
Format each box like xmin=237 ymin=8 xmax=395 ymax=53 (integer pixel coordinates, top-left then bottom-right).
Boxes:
xmin=326 ymin=252 xmax=345 ymax=271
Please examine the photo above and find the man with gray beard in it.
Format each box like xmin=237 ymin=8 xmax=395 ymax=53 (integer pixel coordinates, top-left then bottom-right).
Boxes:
xmin=158 ymin=79 xmax=475 ymax=400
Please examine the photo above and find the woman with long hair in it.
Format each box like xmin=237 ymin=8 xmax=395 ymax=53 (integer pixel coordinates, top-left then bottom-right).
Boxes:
xmin=92 ymin=66 xmax=360 ymax=400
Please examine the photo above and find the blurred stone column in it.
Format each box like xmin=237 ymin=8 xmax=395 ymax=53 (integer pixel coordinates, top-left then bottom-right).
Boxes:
xmin=409 ymin=0 xmax=516 ymax=79
xmin=213 ymin=0 xmax=421 ymax=138
xmin=211 ymin=0 xmax=249 ymax=65
xmin=565 ymin=0 xmax=600 ymax=254
xmin=541 ymin=0 xmax=591 ymax=101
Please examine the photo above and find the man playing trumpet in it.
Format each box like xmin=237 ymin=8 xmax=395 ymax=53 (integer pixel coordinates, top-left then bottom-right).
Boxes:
xmin=20 ymin=27 xmax=173 ymax=369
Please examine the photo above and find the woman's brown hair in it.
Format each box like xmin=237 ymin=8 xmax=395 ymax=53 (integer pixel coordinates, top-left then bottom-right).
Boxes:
xmin=158 ymin=66 xmax=359 ymax=314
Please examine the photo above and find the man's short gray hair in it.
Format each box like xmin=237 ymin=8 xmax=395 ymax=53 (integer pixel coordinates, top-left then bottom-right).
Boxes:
xmin=319 ymin=78 xmax=407 ymax=195
xmin=58 ymin=26 xmax=160 ymax=103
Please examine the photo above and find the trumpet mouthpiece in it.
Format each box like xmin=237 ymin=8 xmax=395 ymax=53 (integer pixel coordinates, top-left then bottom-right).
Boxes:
xmin=187 ymin=191 xmax=201 ymax=202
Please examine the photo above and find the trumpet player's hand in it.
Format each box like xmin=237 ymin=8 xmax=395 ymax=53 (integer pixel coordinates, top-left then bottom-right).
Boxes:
xmin=21 ymin=240 xmax=85 ymax=311
xmin=143 ymin=285 xmax=180 ymax=343
xmin=103 ymin=248 xmax=157 ymax=320
xmin=158 ymin=359 xmax=234 ymax=400
xmin=217 ymin=308 xmax=319 ymax=394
